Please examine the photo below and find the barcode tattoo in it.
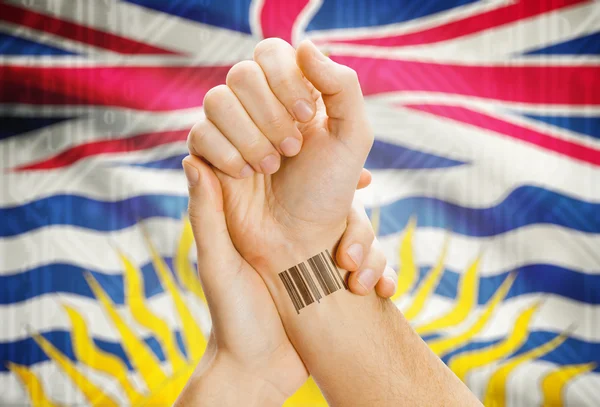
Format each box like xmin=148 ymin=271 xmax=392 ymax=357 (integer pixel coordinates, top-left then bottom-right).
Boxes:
xmin=279 ymin=250 xmax=348 ymax=313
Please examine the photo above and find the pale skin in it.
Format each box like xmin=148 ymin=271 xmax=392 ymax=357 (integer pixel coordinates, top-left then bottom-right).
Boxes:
xmin=177 ymin=39 xmax=483 ymax=406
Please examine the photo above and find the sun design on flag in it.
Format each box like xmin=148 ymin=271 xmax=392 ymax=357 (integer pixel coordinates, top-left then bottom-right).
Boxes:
xmin=6 ymin=216 xmax=595 ymax=406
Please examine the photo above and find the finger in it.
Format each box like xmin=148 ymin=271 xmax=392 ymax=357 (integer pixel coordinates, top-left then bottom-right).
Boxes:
xmin=226 ymin=60 xmax=304 ymax=158
xmin=375 ymin=267 xmax=397 ymax=299
xmin=336 ymin=200 xmax=374 ymax=272
xmin=347 ymin=240 xmax=387 ymax=296
xmin=253 ymin=38 xmax=316 ymax=123
xmin=203 ymin=84 xmax=281 ymax=175
xmin=357 ymin=168 xmax=372 ymax=190
xmin=187 ymin=119 xmax=254 ymax=179
xmin=181 ymin=155 xmax=245 ymax=297
xmin=296 ymin=40 xmax=373 ymax=155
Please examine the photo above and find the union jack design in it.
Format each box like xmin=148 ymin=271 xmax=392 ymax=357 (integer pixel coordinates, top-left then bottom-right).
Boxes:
xmin=1 ymin=1 xmax=598 ymax=406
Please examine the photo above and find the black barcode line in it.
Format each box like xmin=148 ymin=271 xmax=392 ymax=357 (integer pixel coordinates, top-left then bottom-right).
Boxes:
xmin=312 ymin=253 xmax=337 ymax=295
xmin=279 ymin=251 xmax=348 ymax=313
xmin=326 ymin=249 xmax=348 ymax=289
xmin=308 ymin=256 xmax=330 ymax=296
xmin=288 ymin=265 xmax=314 ymax=307
xmin=279 ymin=271 xmax=302 ymax=314
xmin=299 ymin=262 xmax=321 ymax=303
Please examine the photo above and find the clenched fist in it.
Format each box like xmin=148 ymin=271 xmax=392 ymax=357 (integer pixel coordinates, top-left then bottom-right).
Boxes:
xmin=185 ymin=38 xmax=392 ymax=296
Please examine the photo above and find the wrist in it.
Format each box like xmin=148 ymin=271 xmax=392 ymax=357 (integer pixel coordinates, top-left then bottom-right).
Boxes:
xmin=182 ymin=352 xmax=287 ymax=407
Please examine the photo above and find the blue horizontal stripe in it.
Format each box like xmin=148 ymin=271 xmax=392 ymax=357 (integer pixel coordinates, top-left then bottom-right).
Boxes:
xmin=523 ymin=113 xmax=600 ymax=141
xmin=119 ymin=140 xmax=465 ymax=171
xmin=0 ymin=258 xmax=182 ymax=305
xmin=371 ymin=185 xmax=600 ymax=237
xmin=307 ymin=0 xmax=477 ymax=31
xmin=4 ymin=186 xmax=598 ymax=238
xmin=0 ymin=32 xmax=75 ymax=56
xmin=0 ymin=115 xmax=73 ymax=141
xmin=366 ymin=139 xmax=466 ymax=170
xmin=0 ymin=194 xmax=188 ymax=237
xmin=3 ymin=258 xmax=598 ymax=307
xmin=1 ymin=329 xmax=596 ymax=373
xmin=523 ymin=31 xmax=600 ymax=56
xmin=411 ymin=263 xmax=600 ymax=305
xmin=441 ymin=331 xmax=600 ymax=374
xmin=123 ymin=0 xmax=252 ymax=33
xmin=0 ymin=330 xmax=187 ymax=373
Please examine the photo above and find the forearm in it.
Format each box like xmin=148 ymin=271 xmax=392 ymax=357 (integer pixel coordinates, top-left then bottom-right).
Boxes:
xmin=261 ymin=243 xmax=482 ymax=406
xmin=175 ymin=349 xmax=286 ymax=407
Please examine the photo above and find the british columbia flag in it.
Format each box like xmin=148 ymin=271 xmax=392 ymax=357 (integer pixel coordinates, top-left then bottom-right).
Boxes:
xmin=1 ymin=1 xmax=599 ymax=406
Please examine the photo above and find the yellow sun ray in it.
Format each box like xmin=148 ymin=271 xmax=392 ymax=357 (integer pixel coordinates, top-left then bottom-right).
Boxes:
xmin=403 ymin=234 xmax=449 ymax=321
xmin=285 ymin=377 xmax=328 ymax=406
xmin=7 ymin=362 xmax=60 ymax=407
xmin=83 ymin=273 xmax=168 ymax=391
xmin=448 ymin=302 xmax=541 ymax=382
xmin=415 ymin=255 xmax=482 ymax=336
xmin=541 ymin=362 xmax=596 ymax=406
xmin=120 ymin=251 xmax=187 ymax=374
xmin=175 ymin=218 xmax=207 ymax=303
xmin=63 ymin=304 xmax=142 ymax=404
xmin=391 ymin=217 xmax=418 ymax=301
xmin=141 ymin=229 xmax=207 ymax=363
xmin=370 ymin=206 xmax=381 ymax=236
xmin=483 ymin=330 xmax=570 ymax=407
xmin=427 ymin=273 xmax=516 ymax=357
xmin=31 ymin=333 xmax=118 ymax=407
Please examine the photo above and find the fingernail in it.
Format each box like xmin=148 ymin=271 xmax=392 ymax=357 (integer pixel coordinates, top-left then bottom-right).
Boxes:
xmin=240 ymin=164 xmax=254 ymax=178
xmin=182 ymin=160 xmax=199 ymax=187
xmin=280 ymin=137 xmax=302 ymax=157
xmin=346 ymin=244 xmax=363 ymax=267
xmin=357 ymin=268 xmax=377 ymax=291
xmin=260 ymin=154 xmax=280 ymax=174
xmin=293 ymin=99 xmax=314 ymax=122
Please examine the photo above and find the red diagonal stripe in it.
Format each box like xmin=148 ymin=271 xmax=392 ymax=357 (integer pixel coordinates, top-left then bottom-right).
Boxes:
xmin=0 ymin=65 xmax=230 ymax=111
xmin=0 ymin=2 xmax=179 ymax=55
xmin=405 ymin=104 xmax=600 ymax=166
xmin=318 ymin=0 xmax=588 ymax=47
xmin=260 ymin=0 xmax=309 ymax=43
xmin=14 ymin=129 xmax=189 ymax=171
xmin=331 ymin=56 xmax=600 ymax=105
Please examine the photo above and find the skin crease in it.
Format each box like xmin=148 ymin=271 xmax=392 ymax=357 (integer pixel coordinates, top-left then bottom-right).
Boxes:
xmin=178 ymin=38 xmax=482 ymax=406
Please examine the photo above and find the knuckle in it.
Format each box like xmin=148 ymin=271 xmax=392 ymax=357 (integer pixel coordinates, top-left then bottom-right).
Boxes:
xmin=187 ymin=121 xmax=207 ymax=150
xmin=222 ymin=150 xmax=241 ymax=168
xmin=340 ymin=65 xmax=359 ymax=85
xmin=203 ymin=85 xmax=230 ymax=114
xmin=226 ymin=60 xmax=261 ymax=88
xmin=253 ymin=37 xmax=288 ymax=61
xmin=265 ymin=113 xmax=287 ymax=131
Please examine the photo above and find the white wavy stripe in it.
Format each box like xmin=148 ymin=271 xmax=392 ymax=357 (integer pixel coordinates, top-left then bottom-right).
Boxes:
xmin=316 ymin=1 xmax=600 ymax=64
xmin=0 ymin=217 xmax=193 ymax=275
xmin=291 ymin=0 xmax=323 ymax=46
xmin=378 ymin=225 xmax=600 ymax=276
xmin=4 ymin=0 xmax=259 ymax=59
xmin=305 ymin=0 xmax=508 ymax=41
xmin=397 ymin=292 xmax=599 ymax=343
xmin=365 ymin=101 xmax=600 ymax=204
xmin=0 ymin=153 xmax=188 ymax=207
xmin=0 ymin=106 xmax=201 ymax=170
xmin=0 ymin=291 xmax=211 ymax=343
xmin=467 ymin=359 xmax=600 ymax=406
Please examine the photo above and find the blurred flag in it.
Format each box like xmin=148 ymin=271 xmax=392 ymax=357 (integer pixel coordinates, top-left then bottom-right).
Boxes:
xmin=1 ymin=0 xmax=599 ymax=405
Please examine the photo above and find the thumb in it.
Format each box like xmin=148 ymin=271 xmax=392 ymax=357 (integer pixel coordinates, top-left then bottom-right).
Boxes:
xmin=182 ymin=155 xmax=244 ymax=296
xmin=296 ymin=40 xmax=371 ymax=149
